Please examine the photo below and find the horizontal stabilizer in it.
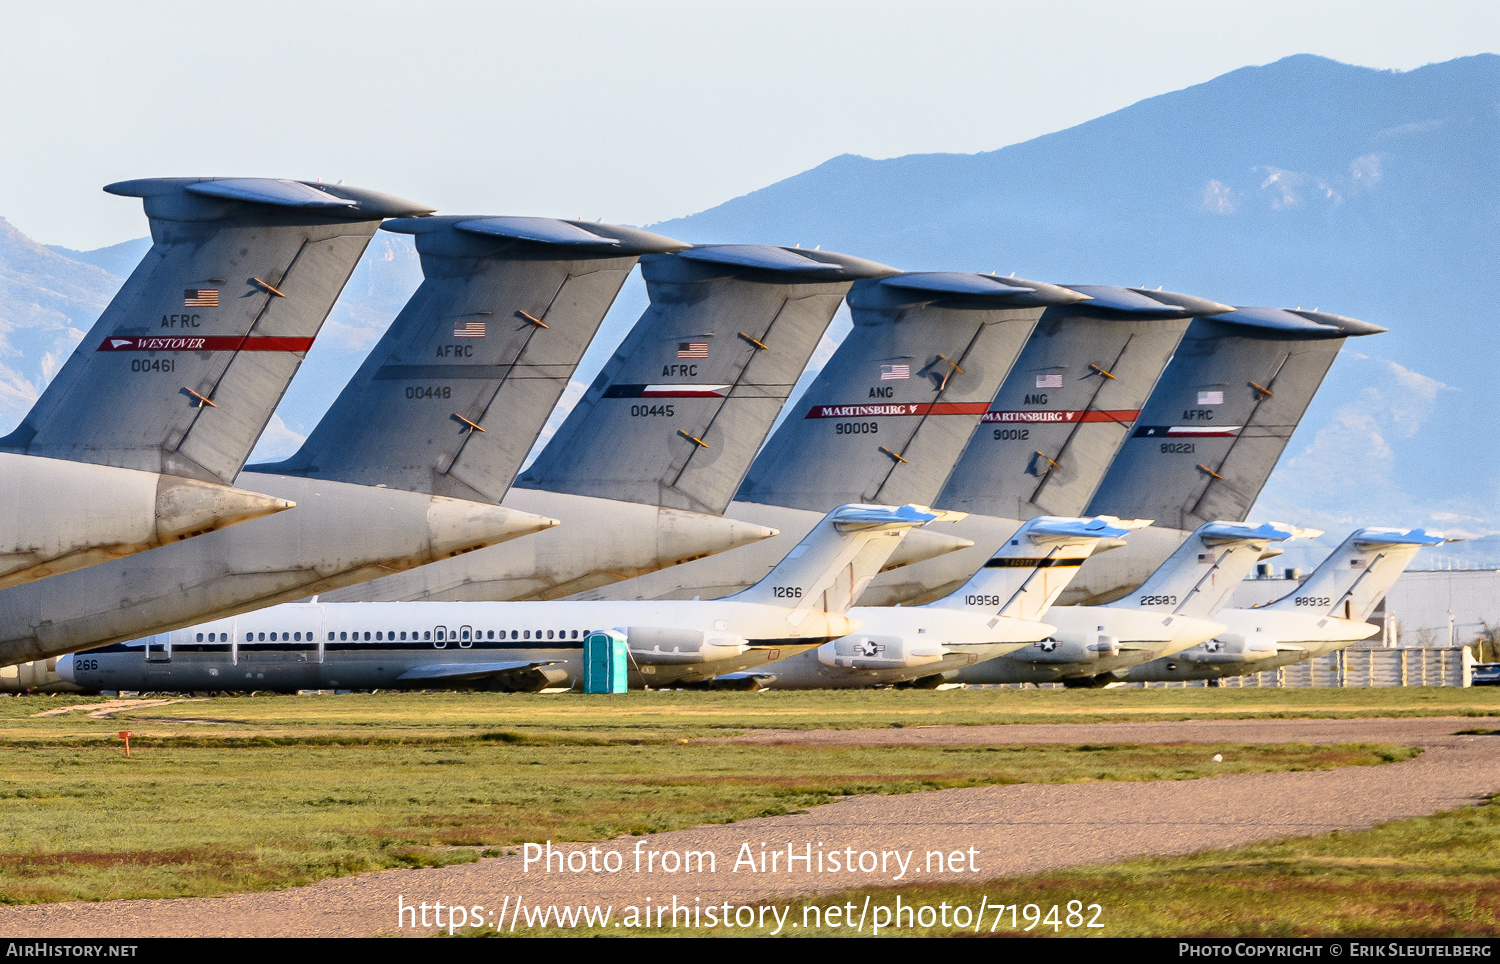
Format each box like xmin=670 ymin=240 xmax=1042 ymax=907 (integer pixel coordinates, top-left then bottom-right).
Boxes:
xmin=730 ymin=503 xmax=944 ymax=618
xmin=1108 ymin=520 xmax=1297 ymax=618
xmin=1264 ymin=526 xmax=1443 ymax=620
xmin=1086 ymin=306 xmax=1383 ymax=528
xmin=2 ymin=177 xmax=430 ymax=484
xmin=928 ymin=515 xmax=1138 ymax=621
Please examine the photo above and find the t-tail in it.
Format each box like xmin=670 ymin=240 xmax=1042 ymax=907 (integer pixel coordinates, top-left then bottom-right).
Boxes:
xmin=936 ymin=285 xmax=1225 ymax=520
xmin=728 ymin=504 xmax=959 ymax=623
xmin=1106 ymin=521 xmax=1306 ymax=618
xmin=256 ymin=216 xmax=686 ymax=503
xmin=927 ymin=516 xmax=1142 ymax=622
xmin=0 ymin=177 xmax=433 ymax=484
xmin=519 ymin=244 xmax=894 ymax=514
xmin=1087 ymin=307 xmax=1385 ymax=528
xmin=1263 ymin=527 xmax=1444 ymax=621
xmin=736 ymin=271 xmax=1087 ymax=512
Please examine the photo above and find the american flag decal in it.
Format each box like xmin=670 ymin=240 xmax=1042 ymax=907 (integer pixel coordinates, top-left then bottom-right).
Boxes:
xmin=1036 ymin=373 xmax=1063 ymax=389
xmin=880 ymin=363 xmax=910 ymax=380
xmin=677 ymin=342 xmax=709 ymax=359
xmin=1197 ymin=390 xmax=1224 ymax=405
xmin=184 ymin=289 xmax=219 ymax=308
xmin=454 ymin=320 xmax=487 ymax=338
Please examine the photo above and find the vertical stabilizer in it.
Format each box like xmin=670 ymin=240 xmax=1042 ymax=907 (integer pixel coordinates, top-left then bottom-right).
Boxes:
xmin=737 ymin=272 xmax=1087 ymax=512
xmin=1086 ymin=308 xmax=1386 ymax=528
xmin=0 ymin=177 xmax=433 ymax=484
xmin=926 ymin=516 xmax=1139 ymax=622
xmin=1264 ymin=527 xmax=1444 ymax=620
xmin=1106 ymin=521 xmax=1300 ymax=618
xmin=518 ymin=245 xmax=895 ymax=514
xmin=256 ymin=216 xmax=685 ymax=503
xmin=729 ymin=504 xmax=954 ymax=621
xmin=936 ymin=286 xmax=1224 ymax=519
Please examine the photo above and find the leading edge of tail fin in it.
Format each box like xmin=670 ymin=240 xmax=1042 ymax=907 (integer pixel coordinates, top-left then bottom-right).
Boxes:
xmin=1107 ymin=520 xmax=1309 ymax=618
xmin=928 ymin=515 xmax=1144 ymax=621
xmin=255 ymin=216 xmax=686 ymax=504
xmin=729 ymin=503 xmax=962 ymax=622
xmin=0 ymin=177 xmax=433 ymax=485
xmin=1264 ymin=527 xmax=1444 ymax=620
xmin=519 ymin=245 xmax=895 ymax=515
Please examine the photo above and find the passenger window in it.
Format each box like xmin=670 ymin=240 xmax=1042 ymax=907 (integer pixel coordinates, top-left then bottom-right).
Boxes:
xmin=424 ymin=631 xmax=431 ymax=641
xmin=340 ymin=632 xmax=348 ymax=641
xmin=258 ymin=633 xmax=265 ymax=641
xmin=327 ymin=633 xmax=334 ymax=641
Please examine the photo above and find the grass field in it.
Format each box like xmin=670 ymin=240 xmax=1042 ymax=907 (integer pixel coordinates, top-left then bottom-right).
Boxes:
xmin=0 ymin=688 xmax=1448 ymax=905
xmin=2 ymin=685 xmax=1495 ymax=745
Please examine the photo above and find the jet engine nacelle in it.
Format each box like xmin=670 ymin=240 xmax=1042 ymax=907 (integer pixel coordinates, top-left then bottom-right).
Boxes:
xmin=1018 ymin=634 xmax=1120 ymax=664
xmin=624 ymin=626 xmax=749 ymax=665
xmin=816 ymin=634 xmax=946 ymax=671
xmin=1179 ymin=634 xmax=1281 ymax=665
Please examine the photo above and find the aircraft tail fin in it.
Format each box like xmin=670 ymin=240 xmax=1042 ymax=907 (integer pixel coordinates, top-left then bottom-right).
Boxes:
xmin=255 ymin=216 xmax=685 ymax=503
xmin=728 ymin=503 xmax=959 ymax=620
xmin=926 ymin=515 xmax=1143 ymax=622
xmin=1086 ymin=307 xmax=1385 ymax=529
xmin=736 ymin=272 xmax=1086 ymax=513
xmin=1106 ymin=521 xmax=1306 ymax=618
xmin=0 ymin=177 xmax=432 ymax=485
xmin=1264 ymin=527 xmax=1444 ymax=620
xmin=936 ymin=286 xmax=1219 ymax=519
xmin=518 ymin=245 xmax=895 ymax=515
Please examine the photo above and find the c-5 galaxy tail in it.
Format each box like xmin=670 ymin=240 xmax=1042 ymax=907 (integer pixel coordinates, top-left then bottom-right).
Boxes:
xmin=730 ymin=504 xmax=953 ymax=621
xmin=256 ymin=216 xmax=686 ymax=502
xmin=935 ymin=286 xmax=1227 ymax=520
xmin=926 ymin=516 xmax=1140 ymax=622
xmin=519 ymin=244 xmax=897 ymax=515
xmin=0 ymin=177 xmax=433 ymax=483
xmin=1104 ymin=521 xmax=1302 ymax=618
xmin=1086 ymin=307 xmax=1385 ymax=528
xmin=737 ymin=272 xmax=1087 ymax=511
xmin=1263 ymin=527 xmax=1444 ymax=621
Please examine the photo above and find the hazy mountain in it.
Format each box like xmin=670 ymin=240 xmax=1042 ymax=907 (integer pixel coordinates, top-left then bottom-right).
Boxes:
xmin=8 ymin=54 xmax=1496 ymax=541
xmin=648 ymin=53 xmax=1500 ymax=538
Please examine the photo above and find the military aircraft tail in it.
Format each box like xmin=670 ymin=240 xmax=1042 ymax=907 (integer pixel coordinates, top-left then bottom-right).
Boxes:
xmin=925 ymin=516 xmax=1140 ymax=622
xmin=255 ymin=216 xmax=686 ymax=503
xmin=935 ymin=286 xmax=1224 ymax=520
xmin=1086 ymin=307 xmax=1386 ymax=529
xmin=518 ymin=245 xmax=896 ymax=515
xmin=0 ymin=177 xmax=433 ymax=484
xmin=735 ymin=272 xmax=1088 ymax=513
xmin=729 ymin=504 xmax=955 ymax=620
xmin=1263 ymin=527 xmax=1444 ymax=621
xmin=1105 ymin=521 xmax=1302 ymax=618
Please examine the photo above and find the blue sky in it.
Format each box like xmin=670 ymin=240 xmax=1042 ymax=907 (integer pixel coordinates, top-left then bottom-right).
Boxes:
xmin=3 ymin=1 xmax=1496 ymax=249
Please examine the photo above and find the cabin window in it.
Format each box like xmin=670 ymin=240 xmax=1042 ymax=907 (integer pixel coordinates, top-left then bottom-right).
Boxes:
xmin=375 ymin=632 xmax=382 ymax=641
xmin=487 ymin=630 xmax=494 ymax=640
xmin=293 ymin=632 xmax=300 ymax=641
xmin=399 ymin=631 xmax=406 ymax=640
xmin=258 ymin=633 xmax=265 ymax=641
xmin=361 ymin=632 xmax=368 ymax=641
xmin=523 ymin=630 xmax=530 ymax=639
xmin=328 ymin=633 xmax=334 ymax=641
xmin=340 ymin=632 xmax=348 ymax=641
xmin=196 ymin=633 xmax=203 ymax=642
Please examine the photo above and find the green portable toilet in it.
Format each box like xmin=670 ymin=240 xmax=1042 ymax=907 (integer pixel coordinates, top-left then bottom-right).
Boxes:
xmin=583 ymin=631 xmax=629 ymax=694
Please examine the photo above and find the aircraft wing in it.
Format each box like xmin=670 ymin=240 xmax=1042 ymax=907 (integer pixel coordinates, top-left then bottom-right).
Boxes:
xmin=396 ymin=660 xmax=568 ymax=692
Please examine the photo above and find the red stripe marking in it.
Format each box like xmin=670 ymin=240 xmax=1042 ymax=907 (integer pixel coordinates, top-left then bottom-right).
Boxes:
xmin=982 ymin=409 xmax=1140 ymax=424
xmin=804 ymin=401 xmax=992 ymax=419
xmin=97 ymin=336 xmax=316 ymax=352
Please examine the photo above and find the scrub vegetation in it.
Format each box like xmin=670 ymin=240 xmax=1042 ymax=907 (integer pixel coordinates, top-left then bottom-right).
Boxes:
xmin=0 ymin=689 xmax=1427 ymax=904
